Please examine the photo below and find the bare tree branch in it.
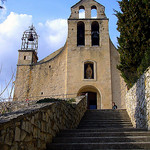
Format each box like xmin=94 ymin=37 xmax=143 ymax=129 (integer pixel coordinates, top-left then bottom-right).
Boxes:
xmin=0 ymin=64 xmax=2 ymax=74
xmin=0 ymin=0 xmax=6 ymax=9
xmin=0 ymin=71 xmax=15 ymax=97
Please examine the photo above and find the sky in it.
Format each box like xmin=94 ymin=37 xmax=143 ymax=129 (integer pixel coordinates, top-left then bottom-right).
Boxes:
xmin=0 ymin=0 xmax=121 ymax=99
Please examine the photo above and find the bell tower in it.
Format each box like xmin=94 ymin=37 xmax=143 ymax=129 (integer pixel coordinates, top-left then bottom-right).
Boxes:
xmin=68 ymin=0 xmax=106 ymax=48
xmin=66 ymin=0 xmax=113 ymax=109
xmin=18 ymin=25 xmax=38 ymax=65
xmin=14 ymin=25 xmax=38 ymax=101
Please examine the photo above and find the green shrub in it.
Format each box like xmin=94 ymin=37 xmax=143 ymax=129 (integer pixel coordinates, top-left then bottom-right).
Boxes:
xmin=36 ymin=98 xmax=63 ymax=104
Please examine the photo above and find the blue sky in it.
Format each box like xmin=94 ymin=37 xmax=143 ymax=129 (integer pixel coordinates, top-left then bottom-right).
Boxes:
xmin=0 ymin=0 xmax=120 ymax=99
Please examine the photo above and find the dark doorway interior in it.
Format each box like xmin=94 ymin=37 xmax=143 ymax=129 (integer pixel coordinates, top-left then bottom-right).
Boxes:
xmin=81 ymin=92 xmax=97 ymax=109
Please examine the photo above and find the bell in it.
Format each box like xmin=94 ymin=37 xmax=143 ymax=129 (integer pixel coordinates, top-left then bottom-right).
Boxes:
xmin=92 ymin=31 xmax=99 ymax=38
xmin=28 ymin=32 xmax=34 ymax=41
xmin=78 ymin=31 xmax=83 ymax=38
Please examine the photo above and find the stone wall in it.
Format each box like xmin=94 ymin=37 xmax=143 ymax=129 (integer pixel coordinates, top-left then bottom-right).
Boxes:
xmin=110 ymin=40 xmax=126 ymax=109
xmin=0 ymin=100 xmax=37 ymax=114
xmin=126 ymin=67 xmax=150 ymax=130
xmin=13 ymin=0 xmax=127 ymax=109
xmin=0 ymin=96 xmax=87 ymax=150
xmin=14 ymin=44 xmax=67 ymax=101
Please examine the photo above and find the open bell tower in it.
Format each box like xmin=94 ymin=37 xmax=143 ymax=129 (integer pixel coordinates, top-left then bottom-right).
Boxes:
xmin=14 ymin=25 xmax=38 ymax=101
xmin=17 ymin=25 xmax=38 ymax=65
xmin=66 ymin=0 xmax=113 ymax=109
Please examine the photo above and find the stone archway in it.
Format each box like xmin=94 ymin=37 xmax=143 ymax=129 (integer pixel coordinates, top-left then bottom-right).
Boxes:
xmin=77 ymin=85 xmax=101 ymax=109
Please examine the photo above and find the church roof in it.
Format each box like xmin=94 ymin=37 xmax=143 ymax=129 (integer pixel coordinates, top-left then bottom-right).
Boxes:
xmin=38 ymin=43 xmax=67 ymax=64
xmin=71 ymin=0 xmax=104 ymax=8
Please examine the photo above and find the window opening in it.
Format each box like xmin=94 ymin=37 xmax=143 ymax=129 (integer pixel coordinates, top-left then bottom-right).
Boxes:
xmin=77 ymin=21 xmax=85 ymax=46
xmin=24 ymin=56 xmax=26 ymax=60
xmin=91 ymin=21 xmax=99 ymax=46
xmin=91 ymin=6 xmax=97 ymax=18
xmin=79 ymin=6 xmax=85 ymax=19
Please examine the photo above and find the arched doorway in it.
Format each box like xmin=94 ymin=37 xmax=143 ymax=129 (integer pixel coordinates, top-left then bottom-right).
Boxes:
xmin=77 ymin=85 xmax=101 ymax=109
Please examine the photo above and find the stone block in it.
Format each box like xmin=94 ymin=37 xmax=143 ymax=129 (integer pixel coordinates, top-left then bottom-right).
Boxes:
xmin=10 ymin=143 xmax=18 ymax=150
xmin=20 ymin=130 xmax=27 ymax=141
xmin=24 ymin=135 xmax=32 ymax=142
xmin=4 ymin=134 xmax=12 ymax=146
xmin=0 ymin=144 xmax=10 ymax=150
xmin=33 ymin=127 xmax=38 ymax=138
xmin=31 ymin=116 xmax=34 ymax=124
xmin=15 ymin=126 xmax=21 ymax=142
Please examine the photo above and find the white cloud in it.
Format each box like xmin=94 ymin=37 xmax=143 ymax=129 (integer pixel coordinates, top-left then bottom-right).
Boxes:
xmin=0 ymin=12 xmax=68 ymax=98
xmin=37 ymin=19 xmax=68 ymax=59
xmin=0 ymin=12 xmax=32 ymax=98
xmin=79 ymin=11 xmax=85 ymax=18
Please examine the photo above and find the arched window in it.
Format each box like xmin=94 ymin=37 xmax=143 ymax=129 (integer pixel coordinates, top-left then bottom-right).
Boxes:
xmin=77 ymin=21 xmax=85 ymax=46
xmin=91 ymin=5 xmax=97 ymax=18
xmin=91 ymin=21 xmax=99 ymax=46
xmin=84 ymin=62 xmax=94 ymax=79
xmin=79 ymin=6 xmax=85 ymax=19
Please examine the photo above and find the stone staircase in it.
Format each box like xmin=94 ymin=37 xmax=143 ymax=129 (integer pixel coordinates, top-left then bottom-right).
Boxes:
xmin=46 ymin=109 xmax=150 ymax=149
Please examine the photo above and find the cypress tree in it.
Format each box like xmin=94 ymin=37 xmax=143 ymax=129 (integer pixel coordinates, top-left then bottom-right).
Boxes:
xmin=115 ymin=0 xmax=150 ymax=88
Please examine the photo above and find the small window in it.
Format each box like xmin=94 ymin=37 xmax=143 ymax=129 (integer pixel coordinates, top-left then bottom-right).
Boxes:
xmin=79 ymin=6 xmax=85 ymax=19
xmin=49 ymin=65 xmax=51 ymax=69
xmin=91 ymin=6 xmax=97 ymax=18
xmin=84 ymin=62 xmax=94 ymax=79
xmin=41 ymin=92 xmax=43 ymax=95
xmin=24 ymin=56 xmax=26 ymax=60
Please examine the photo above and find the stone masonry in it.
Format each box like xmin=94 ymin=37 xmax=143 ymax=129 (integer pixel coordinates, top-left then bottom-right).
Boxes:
xmin=126 ymin=67 xmax=150 ymax=130
xmin=0 ymin=96 xmax=87 ymax=150
xmin=13 ymin=0 xmax=126 ymax=109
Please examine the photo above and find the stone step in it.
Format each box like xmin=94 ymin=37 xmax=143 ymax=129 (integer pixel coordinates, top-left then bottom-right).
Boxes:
xmin=84 ymin=111 xmax=128 ymax=114
xmin=53 ymin=136 xmax=150 ymax=143
xmin=82 ymin=116 xmax=130 ymax=119
xmin=60 ymin=128 xmax=148 ymax=133
xmin=47 ymin=142 xmax=150 ymax=150
xmin=78 ymin=124 xmax=133 ymax=129
xmin=80 ymin=119 xmax=131 ymax=122
xmin=58 ymin=131 xmax=150 ymax=137
xmin=86 ymin=109 xmax=127 ymax=112
xmin=46 ymin=109 xmax=150 ymax=150
xmin=79 ymin=122 xmax=132 ymax=125
xmin=82 ymin=115 xmax=130 ymax=117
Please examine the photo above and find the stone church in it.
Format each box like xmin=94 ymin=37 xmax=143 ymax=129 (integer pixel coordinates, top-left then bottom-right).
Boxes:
xmin=13 ymin=0 xmax=126 ymax=109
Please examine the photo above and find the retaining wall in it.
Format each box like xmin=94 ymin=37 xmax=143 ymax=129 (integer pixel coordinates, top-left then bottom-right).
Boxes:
xmin=0 ymin=96 xmax=87 ymax=150
xmin=126 ymin=67 xmax=150 ymax=130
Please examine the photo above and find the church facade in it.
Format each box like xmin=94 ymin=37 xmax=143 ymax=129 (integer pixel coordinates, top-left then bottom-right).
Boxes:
xmin=13 ymin=0 xmax=126 ymax=109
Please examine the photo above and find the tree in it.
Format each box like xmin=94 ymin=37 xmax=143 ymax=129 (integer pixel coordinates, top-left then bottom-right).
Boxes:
xmin=0 ymin=0 xmax=6 ymax=9
xmin=115 ymin=0 xmax=150 ymax=88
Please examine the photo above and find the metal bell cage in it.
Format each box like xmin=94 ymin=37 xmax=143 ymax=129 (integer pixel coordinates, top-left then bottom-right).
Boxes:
xmin=21 ymin=25 xmax=38 ymax=52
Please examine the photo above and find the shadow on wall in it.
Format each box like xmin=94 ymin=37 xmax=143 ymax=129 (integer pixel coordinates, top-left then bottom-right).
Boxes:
xmin=110 ymin=40 xmax=125 ymax=109
xmin=135 ymin=74 xmax=148 ymax=129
